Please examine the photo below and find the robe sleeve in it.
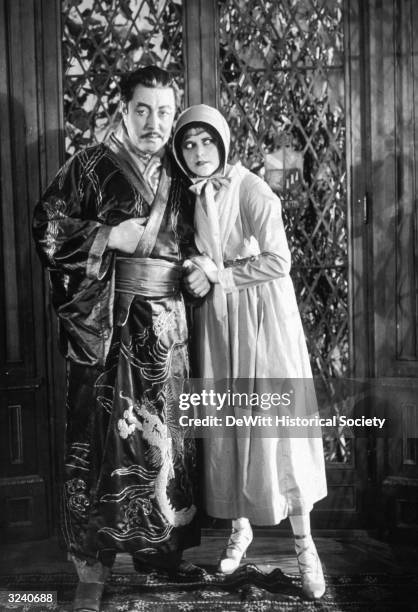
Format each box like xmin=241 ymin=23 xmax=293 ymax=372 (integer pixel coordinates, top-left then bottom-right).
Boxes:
xmin=32 ymin=150 xmax=116 ymax=365
xmin=218 ymin=173 xmax=291 ymax=292
xmin=32 ymin=151 xmax=113 ymax=281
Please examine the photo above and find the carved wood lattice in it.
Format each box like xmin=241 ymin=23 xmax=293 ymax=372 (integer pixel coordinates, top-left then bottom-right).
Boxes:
xmin=218 ymin=0 xmax=349 ymax=462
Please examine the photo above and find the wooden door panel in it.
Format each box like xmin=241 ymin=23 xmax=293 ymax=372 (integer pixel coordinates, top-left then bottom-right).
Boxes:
xmin=317 ymin=431 xmax=370 ymax=528
xmin=0 ymin=0 xmax=63 ymax=541
xmin=369 ymin=0 xmax=418 ymax=378
xmin=0 ymin=390 xmax=48 ymax=539
xmin=367 ymin=0 xmax=418 ymax=532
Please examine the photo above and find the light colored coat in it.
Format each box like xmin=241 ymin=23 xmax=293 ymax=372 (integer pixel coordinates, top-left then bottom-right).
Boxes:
xmin=174 ymin=105 xmax=327 ymax=524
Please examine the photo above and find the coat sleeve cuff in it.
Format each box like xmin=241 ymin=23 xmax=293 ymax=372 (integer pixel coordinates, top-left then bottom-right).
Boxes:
xmin=86 ymin=225 xmax=113 ymax=280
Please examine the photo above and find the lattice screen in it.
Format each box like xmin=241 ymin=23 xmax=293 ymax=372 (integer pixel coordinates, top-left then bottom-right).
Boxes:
xmin=62 ymin=0 xmax=184 ymax=155
xmin=219 ymin=0 xmax=347 ymax=376
xmin=219 ymin=0 xmax=349 ymax=462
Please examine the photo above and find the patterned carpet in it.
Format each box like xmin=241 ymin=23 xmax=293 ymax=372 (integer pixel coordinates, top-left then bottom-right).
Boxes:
xmin=1 ymin=565 xmax=417 ymax=611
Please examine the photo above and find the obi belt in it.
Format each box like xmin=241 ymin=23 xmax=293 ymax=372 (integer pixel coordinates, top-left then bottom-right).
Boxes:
xmin=115 ymin=257 xmax=183 ymax=326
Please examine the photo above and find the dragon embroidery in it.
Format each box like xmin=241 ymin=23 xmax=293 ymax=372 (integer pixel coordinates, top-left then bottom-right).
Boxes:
xmin=116 ymin=391 xmax=196 ymax=528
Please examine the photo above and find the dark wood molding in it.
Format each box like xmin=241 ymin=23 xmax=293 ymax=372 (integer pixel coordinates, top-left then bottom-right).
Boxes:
xmin=34 ymin=0 xmax=67 ymax=535
xmin=183 ymin=0 xmax=218 ymax=106
xmin=345 ymin=0 xmax=373 ymax=379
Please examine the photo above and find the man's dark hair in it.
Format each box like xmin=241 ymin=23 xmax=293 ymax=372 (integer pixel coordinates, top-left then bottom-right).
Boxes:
xmin=119 ymin=66 xmax=176 ymax=104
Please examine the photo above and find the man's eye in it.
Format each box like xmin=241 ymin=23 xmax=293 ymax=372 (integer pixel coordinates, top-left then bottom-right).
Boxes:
xmin=136 ymin=109 xmax=146 ymax=116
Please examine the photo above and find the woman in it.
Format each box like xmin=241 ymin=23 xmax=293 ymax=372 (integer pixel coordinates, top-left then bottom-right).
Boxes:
xmin=174 ymin=104 xmax=327 ymax=600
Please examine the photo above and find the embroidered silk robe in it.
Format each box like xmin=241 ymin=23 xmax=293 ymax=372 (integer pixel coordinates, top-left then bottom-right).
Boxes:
xmin=32 ymin=143 xmax=199 ymax=564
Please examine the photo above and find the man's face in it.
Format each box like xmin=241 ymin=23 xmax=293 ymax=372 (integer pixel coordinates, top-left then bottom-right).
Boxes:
xmin=122 ymin=85 xmax=176 ymax=155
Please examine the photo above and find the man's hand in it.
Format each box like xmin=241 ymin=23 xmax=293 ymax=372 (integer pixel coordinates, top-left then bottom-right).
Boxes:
xmin=108 ymin=218 xmax=147 ymax=254
xmin=183 ymin=262 xmax=211 ymax=298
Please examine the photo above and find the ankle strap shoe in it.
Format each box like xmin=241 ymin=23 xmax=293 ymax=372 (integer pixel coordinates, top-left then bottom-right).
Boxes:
xmin=295 ymin=535 xmax=326 ymax=599
xmin=218 ymin=522 xmax=253 ymax=574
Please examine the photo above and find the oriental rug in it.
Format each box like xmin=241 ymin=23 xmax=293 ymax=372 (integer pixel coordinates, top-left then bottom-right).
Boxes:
xmin=0 ymin=565 xmax=417 ymax=612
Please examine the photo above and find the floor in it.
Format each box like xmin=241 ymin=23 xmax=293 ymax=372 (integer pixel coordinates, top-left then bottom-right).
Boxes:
xmin=1 ymin=529 xmax=417 ymax=578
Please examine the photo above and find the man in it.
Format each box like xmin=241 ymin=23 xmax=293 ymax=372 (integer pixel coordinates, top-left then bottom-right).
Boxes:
xmin=33 ymin=66 xmax=209 ymax=610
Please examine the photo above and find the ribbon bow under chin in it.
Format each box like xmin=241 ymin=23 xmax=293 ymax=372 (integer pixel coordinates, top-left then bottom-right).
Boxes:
xmin=189 ymin=175 xmax=231 ymax=195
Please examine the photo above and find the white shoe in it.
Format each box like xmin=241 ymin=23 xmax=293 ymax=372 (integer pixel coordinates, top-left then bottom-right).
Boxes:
xmin=295 ymin=535 xmax=326 ymax=599
xmin=218 ymin=519 xmax=253 ymax=574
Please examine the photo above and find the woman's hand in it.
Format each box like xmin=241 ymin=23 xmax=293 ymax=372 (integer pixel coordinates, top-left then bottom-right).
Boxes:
xmin=190 ymin=254 xmax=219 ymax=283
xmin=183 ymin=260 xmax=211 ymax=298
xmin=108 ymin=218 xmax=147 ymax=253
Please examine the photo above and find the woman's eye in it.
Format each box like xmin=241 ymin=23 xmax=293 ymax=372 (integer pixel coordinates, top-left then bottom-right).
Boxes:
xmin=203 ymin=138 xmax=214 ymax=145
xmin=183 ymin=142 xmax=194 ymax=150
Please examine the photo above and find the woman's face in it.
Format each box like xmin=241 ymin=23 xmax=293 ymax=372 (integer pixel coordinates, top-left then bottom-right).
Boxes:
xmin=181 ymin=127 xmax=221 ymax=177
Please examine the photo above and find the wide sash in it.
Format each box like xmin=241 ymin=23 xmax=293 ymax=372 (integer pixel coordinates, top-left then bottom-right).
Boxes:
xmin=115 ymin=257 xmax=182 ymax=297
xmin=114 ymin=258 xmax=182 ymax=327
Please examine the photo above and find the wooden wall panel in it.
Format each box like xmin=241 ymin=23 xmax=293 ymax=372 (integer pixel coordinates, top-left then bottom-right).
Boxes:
xmin=367 ymin=0 xmax=418 ymax=530
xmin=369 ymin=0 xmax=418 ymax=378
xmin=0 ymin=0 xmax=23 ymax=365
xmin=395 ymin=0 xmax=418 ymax=362
xmin=0 ymin=0 xmax=64 ymax=541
